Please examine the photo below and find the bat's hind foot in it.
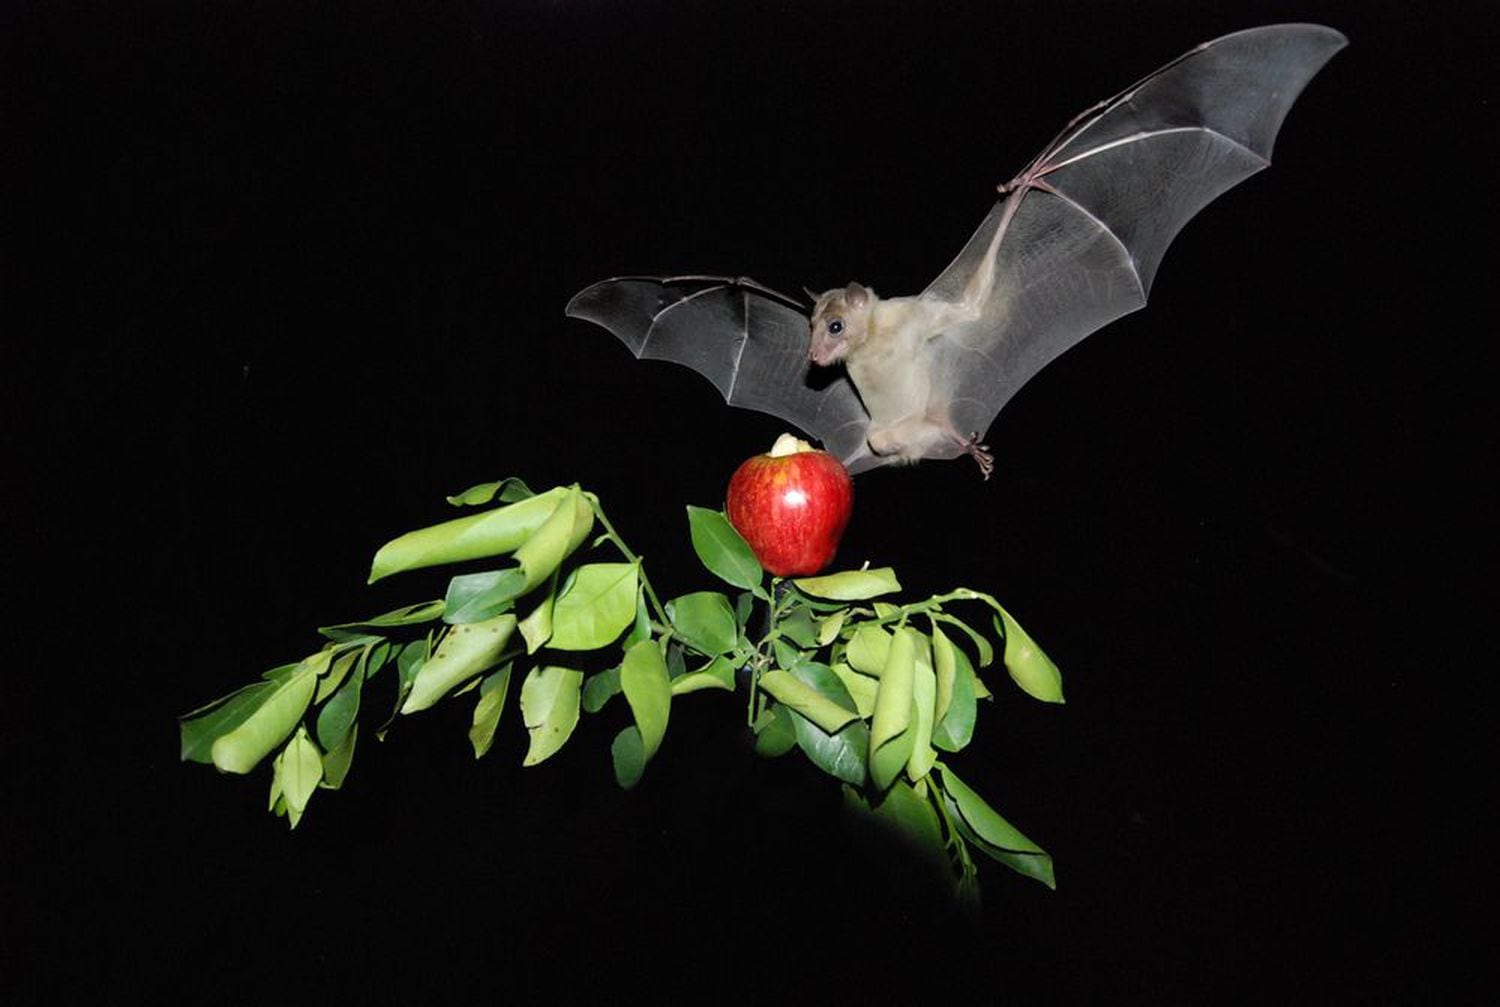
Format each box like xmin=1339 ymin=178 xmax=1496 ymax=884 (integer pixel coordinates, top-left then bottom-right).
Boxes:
xmin=963 ymin=432 xmax=994 ymax=480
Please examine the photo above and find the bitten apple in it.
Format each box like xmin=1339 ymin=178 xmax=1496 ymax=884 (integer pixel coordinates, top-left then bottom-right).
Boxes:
xmin=726 ymin=433 xmax=853 ymax=577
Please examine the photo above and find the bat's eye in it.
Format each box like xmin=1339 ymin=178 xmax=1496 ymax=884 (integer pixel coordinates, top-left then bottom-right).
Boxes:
xmin=828 ymin=319 xmax=844 ymax=336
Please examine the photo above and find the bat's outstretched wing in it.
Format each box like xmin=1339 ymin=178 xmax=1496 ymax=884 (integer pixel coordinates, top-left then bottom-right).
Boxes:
xmin=565 ymin=276 xmax=877 ymax=470
xmin=922 ymin=23 xmax=1347 ymax=450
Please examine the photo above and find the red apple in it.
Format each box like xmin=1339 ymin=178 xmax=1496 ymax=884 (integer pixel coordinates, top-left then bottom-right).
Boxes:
xmin=726 ymin=433 xmax=853 ymax=577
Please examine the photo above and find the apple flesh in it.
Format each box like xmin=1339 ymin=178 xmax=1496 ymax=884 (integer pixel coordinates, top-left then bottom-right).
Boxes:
xmin=726 ymin=434 xmax=853 ymax=577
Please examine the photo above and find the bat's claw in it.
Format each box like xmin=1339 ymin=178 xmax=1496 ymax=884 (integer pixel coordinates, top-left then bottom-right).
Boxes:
xmin=964 ymin=431 xmax=994 ymax=481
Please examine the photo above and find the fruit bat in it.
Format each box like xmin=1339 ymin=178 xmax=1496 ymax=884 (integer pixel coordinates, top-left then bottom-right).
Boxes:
xmin=566 ymin=24 xmax=1346 ymax=477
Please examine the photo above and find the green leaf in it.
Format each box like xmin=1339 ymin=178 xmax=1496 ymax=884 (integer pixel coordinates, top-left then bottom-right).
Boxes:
xmin=396 ymin=638 xmax=427 ymax=688
xmin=994 ymin=608 xmax=1064 ymax=704
xmin=784 ymin=589 xmax=851 ymax=614
xmin=772 ymin=637 xmax=804 ymax=672
xmin=364 ymin=640 xmax=393 ymax=679
xmin=779 ymin=606 xmax=818 ymax=648
xmin=468 ymin=663 xmax=514 ymax=758
xmin=847 ymin=778 xmax=950 ymax=883
xmin=686 ymin=506 xmax=764 ymax=594
xmin=549 ymin=562 xmax=639 ymax=651
xmin=518 ymin=570 xmax=558 ymax=653
xmin=758 ymin=669 xmax=858 ymax=734
xmin=783 ymin=661 xmax=868 ymax=786
xmin=868 ymin=628 xmax=917 ymax=791
xmin=620 ymin=640 xmax=671 ymax=761
xmin=611 ymin=726 xmax=646 ymax=789
xmin=275 ymin=728 xmax=323 ymax=829
xmin=936 ymin=763 xmax=1054 ymax=888
xmin=368 ymin=485 xmax=572 ymax=582
xmin=752 ymin=704 xmax=797 ymax=758
xmin=793 ymin=567 xmax=901 ymax=601
xmin=401 ymin=614 xmax=517 ymax=714
xmin=734 ymin=591 xmax=755 ymax=629
xmin=792 ymin=713 xmax=869 ymax=787
xmin=180 ymin=680 xmax=276 ymax=764
xmin=973 ymin=670 xmax=994 ymax=701
xmin=932 ymin=612 xmax=994 ymax=668
xmin=667 ymin=591 xmax=737 ymax=656
xmin=845 ymin=624 xmax=893 ymax=677
xmin=209 ymin=656 xmax=322 ymax=774
xmin=519 ymin=666 xmax=583 ymax=767
xmin=786 ymin=660 xmax=858 ymax=706
xmin=380 ymin=636 xmax=430 ymax=736
xmin=928 ymin=612 xmax=992 ymax=698
xmin=830 ymin=663 xmax=877 ymax=718
xmin=816 ymin=608 xmax=847 ymax=646
xmin=320 ymin=600 xmax=445 ymax=638
xmin=670 ymin=656 xmax=736 ymax=695
xmin=931 ymin=633 xmax=978 ymax=753
xmin=878 ymin=779 xmax=944 ymax=853
xmin=511 ymin=486 xmax=594 ymax=596
xmin=314 ymin=647 xmax=360 ymax=704
xmin=623 ymin=591 xmax=652 ymax=649
xmin=249 ymin=661 xmax=307 ymax=687
xmin=320 ymin=722 xmax=357 ymax=791
xmin=930 ymin=623 xmax=956 ymax=723
xmin=317 ymin=627 xmax=384 ymax=645
xmin=906 ymin=641 xmax=938 ymax=783
xmin=582 ymin=666 xmax=622 ymax=713
xmin=446 ymin=477 xmax=534 ymax=507
xmin=316 ymin=663 xmax=364 ymax=752
xmin=443 ymin=569 xmax=525 ymax=625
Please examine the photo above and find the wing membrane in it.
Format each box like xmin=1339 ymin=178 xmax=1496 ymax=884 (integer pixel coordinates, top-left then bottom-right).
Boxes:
xmin=922 ymin=24 xmax=1346 ymax=444
xmin=566 ymin=277 xmax=875 ymax=469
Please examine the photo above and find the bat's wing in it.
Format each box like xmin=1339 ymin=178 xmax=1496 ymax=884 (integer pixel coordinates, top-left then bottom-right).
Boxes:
xmin=566 ymin=276 xmax=878 ymax=471
xmin=922 ymin=23 xmax=1347 ymax=452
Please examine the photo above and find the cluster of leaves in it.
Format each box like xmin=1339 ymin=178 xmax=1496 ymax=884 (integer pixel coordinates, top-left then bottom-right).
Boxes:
xmin=179 ymin=479 xmax=1064 ymax=900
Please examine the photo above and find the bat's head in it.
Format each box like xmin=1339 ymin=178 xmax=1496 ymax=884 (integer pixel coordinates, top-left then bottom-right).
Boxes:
xmin=807 ymin=282 xmax=873 ymax=368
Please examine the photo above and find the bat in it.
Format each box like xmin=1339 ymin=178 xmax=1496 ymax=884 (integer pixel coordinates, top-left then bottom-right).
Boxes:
xmin=565 ymin=24 xmax=1346 ymax=477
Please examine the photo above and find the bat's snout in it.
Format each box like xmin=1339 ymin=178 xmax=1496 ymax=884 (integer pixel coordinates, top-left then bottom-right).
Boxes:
xmin=807 ymin=337 xmax=836 ymax=368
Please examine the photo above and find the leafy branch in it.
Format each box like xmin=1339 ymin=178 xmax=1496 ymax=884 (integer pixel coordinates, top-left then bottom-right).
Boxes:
xmin=179 ymin=478 xmax=1064 ymax=904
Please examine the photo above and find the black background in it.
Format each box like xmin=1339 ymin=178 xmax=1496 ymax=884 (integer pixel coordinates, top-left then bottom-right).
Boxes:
xmin=4 ymin=0 xmax=1480 ymax=999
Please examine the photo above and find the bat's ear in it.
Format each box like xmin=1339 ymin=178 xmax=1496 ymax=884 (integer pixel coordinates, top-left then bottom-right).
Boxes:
xmin=843 ymin=282 xmax=868 ymax=309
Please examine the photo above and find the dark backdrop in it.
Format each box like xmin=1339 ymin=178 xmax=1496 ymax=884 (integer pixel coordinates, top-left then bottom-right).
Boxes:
xmin=4 ymin=1 xmax=1477 ymax=999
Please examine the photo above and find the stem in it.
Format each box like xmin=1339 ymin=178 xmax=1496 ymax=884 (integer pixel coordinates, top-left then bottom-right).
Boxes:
xmin=857 ymin=588 xmax=988 ymax=631
xmin=584 ymin=492 xmax=670 ymax=626
xmin=747 ymin=656 xmax=761 ymax=728
xmin=745 ymin=578 xmax=790 ymax=727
